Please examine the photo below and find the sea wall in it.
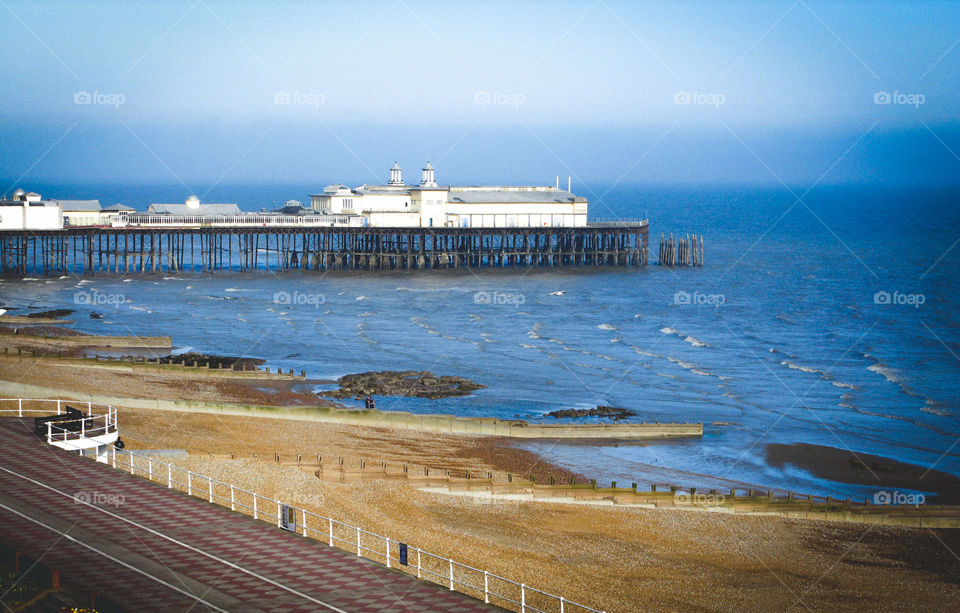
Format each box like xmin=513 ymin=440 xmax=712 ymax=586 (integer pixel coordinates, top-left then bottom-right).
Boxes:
xmin=0 ymin=382 xmax=701 ymax=439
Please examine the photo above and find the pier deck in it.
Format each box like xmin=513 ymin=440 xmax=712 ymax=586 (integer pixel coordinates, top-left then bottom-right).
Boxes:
xmin=0 ymin=223 xmax=648 ymax=276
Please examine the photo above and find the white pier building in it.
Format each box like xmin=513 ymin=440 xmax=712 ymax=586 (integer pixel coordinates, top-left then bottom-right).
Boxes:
xmin=310 ymin=162 xmax=588 ymax=228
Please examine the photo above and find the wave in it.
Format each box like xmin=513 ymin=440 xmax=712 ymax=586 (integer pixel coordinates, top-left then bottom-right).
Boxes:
xmin=225 ymin=288 xmax=256 ymax=292
xmin=922 ymin=399 xmax=951 ymax=417
xmin=598 ymin=323 xmax=617 ymax=331
xmin=667 ymin=357 xmax=714 ymax=377
xmin=527 ymin=323 xmax=543 ymax=340
xmin=867 ymin=363 xmax=902 ymax=384
xmin=659 ymin=327 xmax=709 ymax=347
xmin=780 ymin=360 xmax=821 ymax=375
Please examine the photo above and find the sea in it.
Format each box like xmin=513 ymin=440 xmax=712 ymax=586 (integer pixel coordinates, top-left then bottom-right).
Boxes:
xmin=2 ymin=183 xmax=959 ymax=502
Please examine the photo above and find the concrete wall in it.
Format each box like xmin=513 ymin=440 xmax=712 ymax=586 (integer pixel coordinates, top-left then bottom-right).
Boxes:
xmin=0 ymin=382 xmax=702 ymax=440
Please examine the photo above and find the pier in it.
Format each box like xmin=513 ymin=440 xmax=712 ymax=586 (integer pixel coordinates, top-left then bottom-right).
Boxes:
xmin=0 ymin=223 xmax=648 ymax=276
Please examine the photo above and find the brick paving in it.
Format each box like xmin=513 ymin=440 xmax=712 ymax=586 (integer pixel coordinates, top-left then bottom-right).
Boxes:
xmin=0 ymin=418 xmax=503 ymax=612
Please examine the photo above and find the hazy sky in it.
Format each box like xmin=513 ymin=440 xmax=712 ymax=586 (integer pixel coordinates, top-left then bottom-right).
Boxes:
xmin=2 ymin=1 xmax=959 ymax=190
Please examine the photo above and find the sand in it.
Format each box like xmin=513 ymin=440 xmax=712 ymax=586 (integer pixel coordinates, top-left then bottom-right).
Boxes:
xmin=114 ymin=406 xmax=960 ymax=612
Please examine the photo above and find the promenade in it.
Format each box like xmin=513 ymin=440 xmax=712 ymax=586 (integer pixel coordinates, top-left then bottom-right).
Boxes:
xmin=0 ymin=417 xmax=501 ymax=612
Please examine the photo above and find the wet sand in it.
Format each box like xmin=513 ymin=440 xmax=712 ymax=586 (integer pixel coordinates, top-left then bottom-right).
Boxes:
xmin=767 ymin=442 xmax=960 ymax=503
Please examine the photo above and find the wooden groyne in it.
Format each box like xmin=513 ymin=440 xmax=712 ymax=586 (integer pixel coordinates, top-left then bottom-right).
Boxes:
xmin=658 ymin=232 xmax=703 ymax=267
xmin=0 ymin=224 xmax=648 ymax=276
xmin=200 ymin=452 xmax=960 ymax=528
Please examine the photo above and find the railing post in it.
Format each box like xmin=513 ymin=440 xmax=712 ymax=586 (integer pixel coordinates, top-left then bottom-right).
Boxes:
xmin=277 ymin=501 xmax=282 ymax=528
xmin=356 ymin=527 xmax=361 ymax=556
xmin=416 ymin=549 xmax=422 ymax=579
xmin=167 ymin=464 xmax=172 ymax=488
xmin=448 ymin=559 xmax=454 ymax=590
xmin=18 ymin=398 xmax=22 ymax=417
xmin=302 ymin=509 xmax=307 ymax=537
xmin=386 ymin=539 xmax=390 ymax=568
xmin=81 ymin=418 xmax=85 ymax=438
xmin=329 ymin=518 xmax=333 ymax=547
xmin=129 ymin=452 xmax=134 ymax=474
xmin=87 ymin=401 xmax=92 ymax=416
xmin=230 ymin=486 xmax=235 ymax=510
xmin=148 ymin=459 xmax=152 ymax=481
xmin=484 ymin=571 xmax=489 ymax=603
xmin=560 ymin=596 xmax=565 ymax=613
xmin=188 ymin=472 xmax=192 ymax=495
xmin=521 ymin=584 xmax=526 ymax=612
xmin=46 ymin=421 xmax=52 ymax=443
xmin=253 ymin=494 xmax=258 ymax=520
xmin=57 ymin=400 xmax=61 ymax=415
xmin=209 ymin=478 xmax=213 ymax=503
xmin=111 ymin=447 xmax=116 ymax=468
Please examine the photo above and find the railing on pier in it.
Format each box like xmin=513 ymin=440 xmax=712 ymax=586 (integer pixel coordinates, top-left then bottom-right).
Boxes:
xmin=118 ymin=213 xmax=361 ymax=228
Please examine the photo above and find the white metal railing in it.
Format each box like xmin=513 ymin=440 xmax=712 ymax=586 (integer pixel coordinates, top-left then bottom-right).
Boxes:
xmin=115 ymin=213 xmax=360 ymax=228
xmin=0 ymin=398 xmax=117 ymax=443
xmin=16 ymin=402 xmax=603 ymax=613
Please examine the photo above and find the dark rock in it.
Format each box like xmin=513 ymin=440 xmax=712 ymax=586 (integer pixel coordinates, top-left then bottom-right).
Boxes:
xmin=27 ymin=309 xmax=74 ymax=319
xmin=319 ymin=370 xmax=485 ymax=399
xmin=546 ymin=405 xmax=636 ymax=420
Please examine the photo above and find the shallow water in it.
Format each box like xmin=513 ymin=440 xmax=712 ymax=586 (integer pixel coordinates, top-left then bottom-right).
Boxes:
xmin=3 ymin=184 xmax=958 ymax=502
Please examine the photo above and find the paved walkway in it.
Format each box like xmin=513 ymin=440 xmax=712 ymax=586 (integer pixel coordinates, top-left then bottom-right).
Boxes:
xmin=0 ymin=418 xmax=503 ymax=612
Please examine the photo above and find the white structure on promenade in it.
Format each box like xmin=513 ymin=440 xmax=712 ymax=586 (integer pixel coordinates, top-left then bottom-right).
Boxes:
xmin=0 ymin=189 xmax=63 ymax=230
xmin=310 ymin=162 xmax=588 ymax=228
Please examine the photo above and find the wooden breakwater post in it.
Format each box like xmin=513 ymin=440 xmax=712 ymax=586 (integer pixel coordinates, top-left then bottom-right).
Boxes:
xmin=658 ymin=232 xmax=703 ymax=267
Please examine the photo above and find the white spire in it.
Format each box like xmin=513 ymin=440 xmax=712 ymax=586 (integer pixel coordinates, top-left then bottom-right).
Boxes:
xmin=420 ymin=161 xmax=436 ymax=187
xmin=388 ymin=161 xmax=403 ymax=186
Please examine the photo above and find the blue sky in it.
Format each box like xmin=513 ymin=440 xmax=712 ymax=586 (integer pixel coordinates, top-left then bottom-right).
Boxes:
xmin=1 ymin=0 xmax=959 ymax=190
